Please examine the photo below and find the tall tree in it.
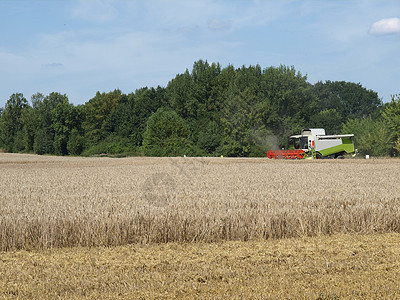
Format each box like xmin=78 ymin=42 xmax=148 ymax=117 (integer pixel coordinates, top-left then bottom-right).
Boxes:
xmin=142 ymin=107 xmax=199 ymax=156
xmin=166 ymin=69 xmax=195 ymax=119
xmin=20 ymin=106 xmax=39 ymax=152
xmin=309 ymin=108 xmax=342 ymax=134
xmin=83 ymin=90 xmax=122 ymax=144
xmin=221 ymin=88 xmax=272 ymax=156
xmin=20 ymin=93 xmax=45 ymax=152
xmin=104 ymin=87 xmax=166 ymax=147
xmin=52 ymin=98 xmax=82 ymax=155
xmin=342 ymin=117 xmax=391 ymax=156
xmin=32 ymin=92 xmax=69 ymax=154
xmin=382 ymin=94 xmax=400 ymax=154
xmin=166 ymin=60 xmax=224 ymax=146
xmin=129 ymin=87 xmax=166 ymax=145
xmin=219 ymin=64 xmax=315 ymax=149
xmin=260 ymin=65 xmax=316 ymax=145
xmin=313 ymin=81 xmax=382 ymax=122
xmin=0 ymin=93 xmax=28 ymax=152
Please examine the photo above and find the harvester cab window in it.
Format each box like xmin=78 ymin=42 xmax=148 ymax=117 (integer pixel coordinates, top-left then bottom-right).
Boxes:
xmin=292 ymin=138 xmax=300 ymax=149
xmin=300 ymin=137 xmax=308 ymax=150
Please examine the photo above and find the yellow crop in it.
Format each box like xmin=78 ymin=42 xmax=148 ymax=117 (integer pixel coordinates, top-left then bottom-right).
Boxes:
xmin=1 ymin=153 xmax=399 ymax=251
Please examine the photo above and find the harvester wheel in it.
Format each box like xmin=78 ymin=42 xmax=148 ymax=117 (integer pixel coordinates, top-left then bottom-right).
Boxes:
xmin=336 ymin=155 xmax=344 ymax=159
xmin=316 ymin=152 xmax=322 ymax=159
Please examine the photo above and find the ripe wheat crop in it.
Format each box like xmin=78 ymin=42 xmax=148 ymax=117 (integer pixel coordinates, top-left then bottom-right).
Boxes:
xmin=1 ymin=153 xmax=400 ymax=251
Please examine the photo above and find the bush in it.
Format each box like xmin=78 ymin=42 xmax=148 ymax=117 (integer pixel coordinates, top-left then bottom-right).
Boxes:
xmin=54 ymin=134 xmax=68 ymax=156
xmin=12 ymin=131 xmax=25 ymax=153
xmin=34 ymin=129 xmax=54 ymax=155
xmin=81 ymin=143 xmax=107 ymax=157
xmin=197 ymin=121 xmax=223 ymax=154
xmin=81 ymin=135 xmax=139 ymax=157
xmin=342 ymin=117 xmax=391 ymax=156
xmin=67 ymin=129 xmax=85 ymax=155
xmin=143 ymin=107 xmax=198 ymax=156
xmin=145 ymin=137 xmax=205 ymax=157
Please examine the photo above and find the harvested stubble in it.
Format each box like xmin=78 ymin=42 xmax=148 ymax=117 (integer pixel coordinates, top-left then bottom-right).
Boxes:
xmin=1 ymin=234 xmax=400 ymax=299
xmin=1 ymin=153 xmax=400 ymax=250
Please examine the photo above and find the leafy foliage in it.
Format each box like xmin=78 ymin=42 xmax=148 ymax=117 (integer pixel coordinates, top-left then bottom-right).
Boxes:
xmin=342 ymin=117 xmax=391 ymax=156
xmin=83 ymin=90 xmax=122 ymax=144
xmin=394 ymin=138 xmax=400 ymax=155
xmin=142 ymin=107 xmax=202 ymax=156
xmin=0 ymin=60 xmax=395 ymax=156
xmin=314 ymin=81 xmax=382 ymax=121
xmin=67 ymin=129 xmax=85 ymax=155
xmin=382 ymin=94 xmax=400 ymax=152
xmin=0 ymin=93 xmax=28 ymax=152
xmin=310 ymin=109 xmax=342 ymax=135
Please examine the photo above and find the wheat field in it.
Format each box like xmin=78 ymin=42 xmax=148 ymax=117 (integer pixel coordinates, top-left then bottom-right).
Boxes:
xmin=1 ymin=153 xmax=400 ymax=251
xmin=2 ymin=153 xmax=400 ymax=298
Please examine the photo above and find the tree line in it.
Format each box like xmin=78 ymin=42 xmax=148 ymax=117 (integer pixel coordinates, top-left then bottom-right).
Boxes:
xmin=1 ymin=60 xmax=399 ymax=157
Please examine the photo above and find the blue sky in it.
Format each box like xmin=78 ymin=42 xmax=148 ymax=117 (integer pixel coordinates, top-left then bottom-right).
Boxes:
xmin=0 ymin=0 xmax=399 ymax=108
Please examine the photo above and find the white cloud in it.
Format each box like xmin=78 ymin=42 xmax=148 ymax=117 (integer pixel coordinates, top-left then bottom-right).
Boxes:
xmin=369 ymin=17 xmax=400 ymax=36
xmin=71 ymin=0 xmax=118 ymax=23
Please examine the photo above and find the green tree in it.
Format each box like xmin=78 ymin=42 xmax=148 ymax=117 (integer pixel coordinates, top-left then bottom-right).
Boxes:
xmin=51 ymin=98 xmax=82 ymax=155
xmin=166 ymin=60 xmax=221 ymax=120
xmin=197 ymin=120 xmax=223 ymax=154
xmin=142 ymin=107 xmax=199 ymax=156
xmin=67 ymin=129 xmax=85 ymax=155
xmin=31 ymin=92 xmax=70 ymax=154
xmin=220 ymin=88 xmax=273 ymax=156
xmin=218 ymin=64 xmax=316 ymax=151
xmin=382 ymin=94 xmax=400 ymax=155
xmin=262 ymin=66 xmax=316 ymax=122
xmin=342 ymin=117 xmax=391 ymax=156
xmin=310 ymin=108 xmax=342 ymax=134
xmin=258 ymin=65 xmax=317 ymax=146
xmin=83 ymin=90 xmax=122 ymax=144
xmin=0 ymin=93 xmax=28 ymax=152
xmin=33 ymin=128 xmax=54 ymax=155
xmin=103 ymin=94 xmax=133 ymax=138
xmin=53 ymin=134 xmax=68 ymax=156
xmin=131 ymin=87 xmax=165 ymax=144
xmin=166 ymin=60 xmax=224 ymax=147
xmin=313 ymin=81 xmax=382 ymax=122
xmin=167 ymin=69 xmax=194 ymax=119
xmin=103 ymin=87 xmax=166 ymax=149
xmin=20 ymin=105 xmax=40 ymax=152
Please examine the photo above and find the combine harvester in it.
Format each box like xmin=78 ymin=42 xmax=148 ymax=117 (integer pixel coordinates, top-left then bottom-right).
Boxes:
xmin=267 ymin=128 xmax=355 ymax=159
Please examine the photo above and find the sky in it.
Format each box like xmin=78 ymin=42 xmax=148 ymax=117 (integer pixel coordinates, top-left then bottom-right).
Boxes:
xmin=0 ymin=0 xmax=399 ymax=108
